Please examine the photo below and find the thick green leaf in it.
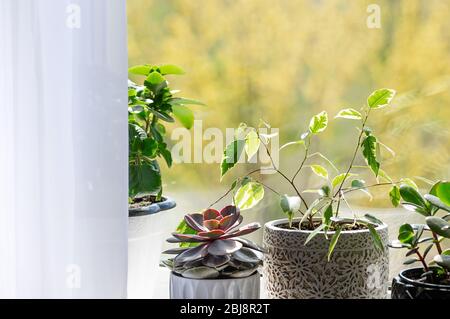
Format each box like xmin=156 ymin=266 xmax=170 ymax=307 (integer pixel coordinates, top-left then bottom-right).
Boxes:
xmin=172 ymin=104 xmax=194 ymax=129
xmin=434 ymin=254 xmax=450 ymax=269
xmin=129 ymin=64 xmax=152 ymax=76
xmin=361 ymin=135 xmax=380 ymax=177
xmin=245 ymin=130 xmax=260 ymax=160
xmin=309 ymin=111 xmax=328 ymax=134
xmin=234 ymin=182 xmax=264 ymax=210
xmin=435 ymin=181 xmax=450 ymax=206
xmin=327 ymin=227 xmax=342 ymax=261
xmin=159 ymin=64 xmax=185 ymax=75
xmin=335 ymin=108 xmax=362 ymax=120
xmin=425 ymin=194 xmax=450 ymax=213
xmin=367 ymin=88 xmax=396 ymax=109
xmin=398 ymin=223 xmax=415 ymax=245
xmin=332 ymin=173 xmax=357 ymax=189
xmin=389 ymin=185 xmax=401 ymax=207
xmin=401 ymin=178 xmax=419 ymax=191
xmin=129 ymin=160 xmax=161 ymax=197
xmin=220 ymin=140 xmax=245 ymax=178
xmin=399 ymin=185 xmax=427 ymax=208
xmin=311 ymin=164 xmax=329 ymax=180
xmin=142 ymin=138 xmax=158 ymax=158
xmin=426 ymin=216 xmax=450 ymax=238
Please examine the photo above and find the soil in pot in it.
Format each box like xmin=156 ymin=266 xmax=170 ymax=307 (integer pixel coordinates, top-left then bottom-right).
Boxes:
xmin=278 ymin=220 xmax=369 ymax=231
xmin=129 ymin=194 xmax=164 ymax=210
xmin=391 ymin=267 xmax=450 ymax=299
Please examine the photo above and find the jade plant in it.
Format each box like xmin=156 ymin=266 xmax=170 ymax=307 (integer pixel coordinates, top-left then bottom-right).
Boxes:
xmin=390 ymin=181 xmax=450 ymax=284
xmin=128 ymin=64 xmax=203 ymax=205
xmin=162 ymin=206 xmax=264 ymax=279
xmin=218 ymin=88 xmax=401 ymax=259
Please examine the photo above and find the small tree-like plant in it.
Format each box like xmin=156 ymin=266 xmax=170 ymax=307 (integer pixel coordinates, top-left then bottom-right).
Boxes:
xmin=128 ymin=64 xmax=203 ymax=205
xmin=218 ymin=88 xmax=401 ymax=259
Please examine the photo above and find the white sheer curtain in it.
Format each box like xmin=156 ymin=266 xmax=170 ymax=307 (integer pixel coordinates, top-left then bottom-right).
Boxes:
xmin=0 ymin=0 xmax=128 ymax=298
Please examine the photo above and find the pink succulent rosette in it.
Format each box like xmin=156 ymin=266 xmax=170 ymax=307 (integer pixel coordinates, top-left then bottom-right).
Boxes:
xmin=162 ymin=205 xmax=264 ymax=279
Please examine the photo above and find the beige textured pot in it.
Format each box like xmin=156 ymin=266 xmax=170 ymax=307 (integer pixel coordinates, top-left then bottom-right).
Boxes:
xmin=263 ymin=218 xmax=389 ymax=299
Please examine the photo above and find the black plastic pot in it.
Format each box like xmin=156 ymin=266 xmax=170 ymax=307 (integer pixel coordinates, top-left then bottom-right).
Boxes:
xmin=391 ymin=268 xmax=450 ymax=299
xmin=128 ymin=196 xmax=176 ymax=217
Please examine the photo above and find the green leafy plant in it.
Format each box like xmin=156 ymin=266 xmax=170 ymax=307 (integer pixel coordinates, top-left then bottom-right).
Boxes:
xmin=162 ymin=206 xmax=264 ymax=279
xmin=128 ymin=64 xmax=203 ymax=204
xmin=390 ymin=181 xmax=450 ymax=284
xmin=219 ymin=88 xmax=398 ymax=259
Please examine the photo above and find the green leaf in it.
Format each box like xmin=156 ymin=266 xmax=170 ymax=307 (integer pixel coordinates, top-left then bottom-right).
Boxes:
xmin=367 ymin=223 xmax=384 ymax=252
xmin=332 ymin=173 xmax=357 ymax=189
xmin=159 ymin=64 xmax=185 ymax=75
xmin=234 ymin=182 xmax=264 ymax=210
xmin=148 ymin=109 xmax=175 ymax=123
xmin=220 ymin=140 xmax=245 ymax=178
xmin=323 ymin=204 xmax=333 ymax=226
xmin=367 ymin=88 xmax=396 ymax=109
xmin=129 ymin=160 xmax=161 ymax=197
xmin=304 ymin=224 xmax=326 ymax=246
xmin=398 ymin=223 xmax=415 ymax=245
xmin=426 ymin=216 xmax=450 ymax=238
xmin=364 ymin=213 xmax=384 ymax=225
xmin=172 ymin=104 xmax=194 ymax=129
xmin=335 ymin=108 xmax=362 ymax=120
xmin=169 ymin=97 xmax=205 ymax=106
xmin=142 ymin=138 xmax=158 ymax=158
xmin=424 ymin=194 xmax=450 ymax=213
xmin=361 ymin=135 xmax=380 ymax=177
xmin=244 ymin=130 xmax=260 ymax=160
xmin=399 ymin=185 xmax=427 ymax=208
xmin=327 ymin=227 xmax=342 ymax=261
xmin=401 ymin=178 xmax=419 ymax=191
xmin=378 ymin=169 xmax=393 ymax=183
xmin=435 ymin=181 xmax=450 ymax=206
xmin=176 ymin=220 xmax=199 ymax=248
xmin=129 ymin=64 xmax=152 ymax=76
xmin=146 ymin=71 xmax=165 ymax=85
xmin=280 ymin=140 xmax=305 ymax=151
xmin=309 ymin=111 xmax=328 ymax=134
xmin=389 ymin=185 xmax=401 ymax=207
xmin=280 ymin=195 xmax=301 ymax=214
xmin=403 ymin=259 xmax=419 ymax=265
xmin=311 ymin=165 xmax=329 ymax=180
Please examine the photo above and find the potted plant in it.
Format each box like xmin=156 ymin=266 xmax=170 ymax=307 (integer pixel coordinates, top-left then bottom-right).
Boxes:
xmin=217 ymin=89 xmax=400 ymax=298
xmin=390 ymin=181 xmax=450 ymax=299
xmin=162 ymin=205 xmax=264 ymax=299
xmin=127 ymin=64 xmax=203 ymax=298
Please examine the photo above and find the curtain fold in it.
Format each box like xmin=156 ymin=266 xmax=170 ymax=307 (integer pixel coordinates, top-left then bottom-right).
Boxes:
xmin=0 ymin=0 xmax=128 ymax=298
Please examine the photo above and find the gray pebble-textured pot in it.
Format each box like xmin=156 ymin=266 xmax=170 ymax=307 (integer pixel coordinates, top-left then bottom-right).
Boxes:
xmin=170 ymin=272 xmax=260 ymax=299
xmin=263 ymin=218 xmax=389 ymax=299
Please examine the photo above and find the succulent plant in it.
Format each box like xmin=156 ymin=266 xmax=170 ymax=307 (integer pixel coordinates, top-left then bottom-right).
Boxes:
xmin=162 ymin=205 xmax=264 ymax=279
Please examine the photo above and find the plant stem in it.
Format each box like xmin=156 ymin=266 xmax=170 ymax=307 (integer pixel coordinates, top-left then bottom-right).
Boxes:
xmin=415 ymin=250 xmax=429 ymax=272
xmin=259 ymin=137 xmax=309 ymax=210
xmin=342 ymin=181 xmax=398 ymax=194
xmin=432 ymin=232 xmax=443 ymax=254
xmin=333 ymin=110 xmax=370 ymax=215
xmin=291 ymin=138 xmax=311 ymax=183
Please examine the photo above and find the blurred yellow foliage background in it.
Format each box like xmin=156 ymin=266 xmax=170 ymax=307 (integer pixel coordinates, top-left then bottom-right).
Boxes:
xmin=127 ymin=0 xmax=449 ymax=207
